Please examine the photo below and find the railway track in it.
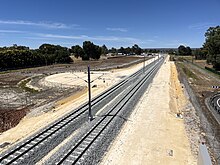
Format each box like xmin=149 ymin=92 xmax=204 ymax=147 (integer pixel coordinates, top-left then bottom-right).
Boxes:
xmin=52 ymin=57 xmax=164 ymax=164
xmin=0 ymin=57 xmax=162 ymax=165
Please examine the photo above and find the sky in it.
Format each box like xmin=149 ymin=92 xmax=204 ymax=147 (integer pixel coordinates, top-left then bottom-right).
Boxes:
xmin=0 ymin=0 xmax=219 ymax=49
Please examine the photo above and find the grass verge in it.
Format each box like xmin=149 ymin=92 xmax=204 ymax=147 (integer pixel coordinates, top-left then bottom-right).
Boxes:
xmin=18 ymin=78 xmax=38 ymax=93
xmin=177 ymin=62 xmax=198 ymax=80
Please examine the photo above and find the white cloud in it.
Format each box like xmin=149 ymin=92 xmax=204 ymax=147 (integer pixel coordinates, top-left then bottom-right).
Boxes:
xmin=106 ymin=27 xmax=128 ymax=32
xmin=0 ymin=29 xmax=25 ymax=33
xmin=188 ymin=23 xmax=217 ymax=30
xmin=36 ymin=33 xmax=140 ymax=42
xmin=0 ymin=20 xmax=78 ymax=29
xmin=0 ymin=29 xmax=156 ymax=47
xmin=35 ymin=33 xmax=157 ymax=47
xmin=23 ymin=37 xmax=52 ymax=40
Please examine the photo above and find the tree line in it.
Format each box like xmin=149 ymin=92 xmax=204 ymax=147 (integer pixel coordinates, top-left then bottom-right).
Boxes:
xmin=108 ymin=45 xmax=160 ymax=55
xmin=176 ymin=45 xmax=208 ymax=60
xmin=0 ymin=41 xmax=105 ymax=70
xmin=1 ymin=26 xmax=219 ymax=70
xmin=0 ymin=41 xmax=160 ymax=71
xmin=0 ymin=44 xmax=72 ymax=70
xmin=71 ymin=43 xmax=159 ymax=58
xmin=174 ymin=26 xmax=220 ymax=70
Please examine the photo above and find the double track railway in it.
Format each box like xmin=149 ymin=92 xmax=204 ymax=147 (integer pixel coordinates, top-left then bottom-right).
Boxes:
xmin=0 ymin=57 xmax=164 ymax=165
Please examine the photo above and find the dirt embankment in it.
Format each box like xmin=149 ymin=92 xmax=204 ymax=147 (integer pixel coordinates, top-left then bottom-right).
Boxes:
xmin=170 ymin=62 xmax=203 ymax=159
xmin=0 ymin=56 xmax=151 ymax=152
xmin=175 ymin=59 xmax=220 ymax=164
xmin=170 ymin=62 xmax=202 ymax=161
xmin=0 ymin=108 xmax=29 ymax=133
xmin=0 ymin=56 xmax=145 ymax=134
xmin=169 ymin=62 xmax=187 ymax=114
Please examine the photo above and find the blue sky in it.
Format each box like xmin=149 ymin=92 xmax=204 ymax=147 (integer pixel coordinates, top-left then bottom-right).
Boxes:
xmin=0 ymin=0 xmax=219 ymax=49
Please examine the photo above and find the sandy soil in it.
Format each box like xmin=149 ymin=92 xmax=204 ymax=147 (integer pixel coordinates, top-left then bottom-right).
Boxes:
xmin=0 ymin=58 xmax=154 ymax=152
xmin=41 ymin=60 xmax=153 ymax=90
xmin=100 ymin=57 xmax=196 ymax=165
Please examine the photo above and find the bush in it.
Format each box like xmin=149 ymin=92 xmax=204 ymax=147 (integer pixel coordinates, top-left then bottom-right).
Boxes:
xmin=205 ymin=66 xmax=220 ymax=75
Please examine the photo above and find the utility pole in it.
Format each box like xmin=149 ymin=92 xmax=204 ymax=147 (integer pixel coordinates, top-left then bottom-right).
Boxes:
xmin=87 ymin=65 xmax=93 ymax=121
xmin=143 ymin=55 xmax=145 ymax=73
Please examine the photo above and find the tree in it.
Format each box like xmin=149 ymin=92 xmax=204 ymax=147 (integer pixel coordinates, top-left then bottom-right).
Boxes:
xmin=178 ymin=45 xmax=192 ymax=55
xmin=55 ymin=49 xmax=72 ymax=63
xmin=192 ymin=48 xmax=207 ymax=60
xmin=203 ymin=26 xmax=220 ymax=70
xmin=82 ymin=41 xmax=101 ymax=60
xmin=178 ymin=45 xmax=186 ymax=55
xmin=186 ymin=46 xmax=192 ymax=55
xmin=83 ymin=41 xmax=93 ymax=60
xmin=38 ymin=44 xmax=72 ymax=64
xmin=71 ymin=45 xmax=85 ymax=58
xmin=132 ymin=44 xmax=142 ymax=55
xmin=101 ymin=45 xmax=108 ymax=55
xmin=109 ymin=47 xmax=117 ymax=54
xmin=91 ymin=45 xmax=102 ymax=60
xmin=118 ymin=47 xmax=125 ymax=54
xmin=167 ymin=49 xmax=177 ymax=55
xmin=148 ymin=49 xmax=159 ymax=53
xmin=39 ymin=44 xmax=57 ymax=54
xmin=125 ymin=47 xmax=131 ymax=55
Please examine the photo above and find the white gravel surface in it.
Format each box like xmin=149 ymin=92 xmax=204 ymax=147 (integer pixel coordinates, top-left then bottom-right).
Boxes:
xmin=0 ymin=58 xmax=154 ymax=152
xmin=100 ymin=56 xmax=196 ymax=165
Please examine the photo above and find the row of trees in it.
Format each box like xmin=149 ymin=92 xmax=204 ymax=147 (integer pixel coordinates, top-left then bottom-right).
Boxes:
xmin=0 ymin=42 xmax=146 ymax=70
xmin=0 ymin=44 xmax=72 ymax=70
xmin=116 ymin=44 xmax=142 ymax=55
xmin=0 ymin=41 xmax=111 ymax=70
xmin=192 ymin=48 xmax=207 ymax=60
xmin=70 ymin=43 xmax=153 ymax=58
xmin=170 ymin=46 xmax=208 ymax=60
xmin=0 ymin=50 xmax=44 ymax=69
xmin=110 ymin=45 xmax=160 ymax=55
xmin=176 ymin=26 xmax=220 ymax=70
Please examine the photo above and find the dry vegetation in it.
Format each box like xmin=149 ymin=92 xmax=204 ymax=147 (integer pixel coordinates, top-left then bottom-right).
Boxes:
xmin=0 ymin=56 xmax=146 ymax=133
xmin=174 ymin=56 xmax=220 ymax=163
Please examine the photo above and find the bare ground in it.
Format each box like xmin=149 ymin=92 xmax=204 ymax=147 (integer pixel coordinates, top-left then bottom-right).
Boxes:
xmin=0 ymin=56 xmax=146 ymax=133
xmin=175 ymin=59 xmax=220 ymax=164
xmin=100 ymin=56 xmax=197 ymax=164
xmin=0 ymin=56 xmax=151 ymax=152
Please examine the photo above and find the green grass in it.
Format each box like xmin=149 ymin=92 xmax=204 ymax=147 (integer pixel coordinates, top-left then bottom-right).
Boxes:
xmin=177 ymin=56 xmax=220 ymax=79
xmin=178 ymin=62 xmax=198 ymax=80
xmin=175 ymin=56 xmax=193 ymax=62
xmin=18 ymin=78 xmax=38 ymax=93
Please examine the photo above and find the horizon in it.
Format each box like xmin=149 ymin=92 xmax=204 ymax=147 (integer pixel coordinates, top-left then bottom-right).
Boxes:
xmin=0 ymin=43 xmax=199 ymax=50
xmin=0 ymin=0 xmax=219 ymax=49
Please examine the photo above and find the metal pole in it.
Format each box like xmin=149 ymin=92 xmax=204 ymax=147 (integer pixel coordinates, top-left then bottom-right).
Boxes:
xmin=88 ymin=65 xmax=93 ymax=121
xmin=143 ymin=55 xmax=145 ymax=73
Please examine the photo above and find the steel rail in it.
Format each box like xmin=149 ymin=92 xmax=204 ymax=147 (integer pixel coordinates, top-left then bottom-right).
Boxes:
xmin=0 ymin=59 xmax=157 ymax=165
xmin=56 ymin=58 xmax=164 ymax=164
